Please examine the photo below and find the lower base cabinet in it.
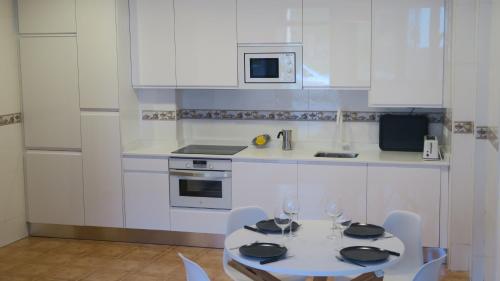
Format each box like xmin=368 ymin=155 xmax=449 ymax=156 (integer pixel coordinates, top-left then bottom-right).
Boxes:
xmin=170 ymin=208 xmax=229 ymax=234
xmin=25 ymin=151 xmax=84 ymax=225
xmin=232 ymin=161 xmax=298 ymax=217
xmin=367 ymin=165 xmax=442 ymax=247
xmin=124 ymin=172 xmax=170 ymax=230
xmin=298 ymin=163 xmax=367 ymax=223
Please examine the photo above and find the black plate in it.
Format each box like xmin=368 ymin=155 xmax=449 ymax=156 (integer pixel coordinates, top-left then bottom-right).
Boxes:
xmin=256 ymin=219 xmax=300 ymax=234
xmin=343 ymin=223 xmax=385 ymax=238
xmin=340 ymin=246 xmax=390 ymax=263
xmin=239 ymin=243 xmax=287 ymax=259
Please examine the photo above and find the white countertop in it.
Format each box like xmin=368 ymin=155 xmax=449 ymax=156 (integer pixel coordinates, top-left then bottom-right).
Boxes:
xmin=122 ymin=140 xmax=449 ymax=167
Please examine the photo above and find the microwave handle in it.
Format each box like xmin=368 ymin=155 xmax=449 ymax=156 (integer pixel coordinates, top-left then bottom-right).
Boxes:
xmin=170 ymin=171 xmax=231 ymax=179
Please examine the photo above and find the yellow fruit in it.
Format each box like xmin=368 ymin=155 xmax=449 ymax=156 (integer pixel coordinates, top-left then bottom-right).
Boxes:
xmin=255 ymin=135 xmax=266 ymax=145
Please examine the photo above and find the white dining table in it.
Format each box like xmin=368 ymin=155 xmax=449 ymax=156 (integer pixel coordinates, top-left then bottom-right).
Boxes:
xmin=224 ymin=220 xmax=405 ymax=281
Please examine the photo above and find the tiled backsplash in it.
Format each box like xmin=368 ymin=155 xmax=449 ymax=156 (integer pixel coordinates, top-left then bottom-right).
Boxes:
xmin=0 ymin=113 xmax=21 ymax=127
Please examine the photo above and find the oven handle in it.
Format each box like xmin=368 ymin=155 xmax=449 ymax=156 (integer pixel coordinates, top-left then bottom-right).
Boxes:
xmin=169 ymin=170 xmax=232 ymax=179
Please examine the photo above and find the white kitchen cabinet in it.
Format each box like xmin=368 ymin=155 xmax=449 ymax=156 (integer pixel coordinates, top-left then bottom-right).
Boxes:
xmin=124 ymin=172 xmax=170 ymax=230
xmin=370 ymin=0 xmax=445 ymax=107
xmin=76 ymin=0 xmax=119 ymax=109
xmin=298 ymin=163 xmax=367 ymax=223
xmin=303 ymin=0 xmax=371 ymax=88
xmin=25 ymin=151 xmax=84 ymax=225
xmin=174 ymin=0 xmax=237 ymax=87
xmin=18 ymin=0 xmax=76 ymax=34
xmin=170 ymin=208 xmax=230 ymax=234
xmin=367 ymin=165 xmax=441 ymax=247
xmin=129 ymin=0 xmax=176 ymax=87
xmin=232 ymin=161 xmax=298 ymax=216
xmin=81 ymin=112 xmax=123 ymax=228
xmin=237 ymin=0 xmax=302 ymax=44
xmin=20 ymin=36 xmax=81 ymax=150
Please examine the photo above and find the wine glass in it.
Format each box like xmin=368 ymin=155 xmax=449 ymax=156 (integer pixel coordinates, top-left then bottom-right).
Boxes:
xmin=324 ymin=201 xmax=343 ymax=240
xmin=283 ymin=197 xmax=300 ymax=237
xmin=274 ymin=208 xmax=291 ymax=244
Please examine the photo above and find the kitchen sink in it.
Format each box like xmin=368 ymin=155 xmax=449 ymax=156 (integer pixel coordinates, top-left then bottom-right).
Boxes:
xmin=314 ymin=152 xmax=359 ymax=158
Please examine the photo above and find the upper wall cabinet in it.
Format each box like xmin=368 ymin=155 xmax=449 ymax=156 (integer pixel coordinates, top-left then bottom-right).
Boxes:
xmin=237 ymin=0 xmax=302 ymax=44
xmin=129 ymin=0 xmax=176 ymax=88
xmin=20 ymin=37 xmax=81 ymax=150
xmin=76 ymin=0 xmax=119 ymax=109
xmin=303 ymin=0 xmax=371 ymax=88
xmin=18 ymin=0 xmax=76 ymax=34
xmin=370 ymin=0 xmax=445 ymax=107
xmin=175 ymin=0 xmax=237 ymax=87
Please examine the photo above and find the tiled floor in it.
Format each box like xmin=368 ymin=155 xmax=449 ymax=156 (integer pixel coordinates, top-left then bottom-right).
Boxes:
xmin=0 ymin=237 xmax=468 ymax=281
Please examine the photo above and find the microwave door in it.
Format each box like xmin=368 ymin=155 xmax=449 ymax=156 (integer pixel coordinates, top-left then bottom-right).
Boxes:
xmin=244 ymin=53 xmax=291 ymax=83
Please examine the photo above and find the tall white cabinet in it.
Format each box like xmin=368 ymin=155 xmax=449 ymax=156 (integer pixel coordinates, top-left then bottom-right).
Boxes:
xmin=174 ymin=0 xmax=237 ymax=87
xmin=370 ymin=0 xmax=445 ymax=107
xmin=17 ymin=0 xmax=76 ymax=34
xmin=20 ymin=36 xmax=81 ymax=150
xmin=76 ymin=0 xmax=120 ymax=109
xmin=303 ymin=0 xmax=371 ymax=88
xmin=129 ymin=0 xmax=176 ymax=87
xmin=237 ymin=0 xmax=303 ymax=44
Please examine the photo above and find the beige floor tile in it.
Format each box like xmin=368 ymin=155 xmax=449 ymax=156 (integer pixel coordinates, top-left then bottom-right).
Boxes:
xmin=80 ymin=268 xmax=127 ymax=281
xmin=0 ymin=275 xmax=33 ymax=281
xmin=105 ymin=257 xmax=149 ymax=272
xmin=71 ymin=255 xmax=112 ymax=268
xmin=43 ymin=265 xmax=95 ymax=280
xmin=122 ymin=247 xmax=166 ymax=261
xmin=5 ymin=263 xmax=54 ymax=277
xmin=119 ymin=274 xmax=166 ymax=281
xmin=35 ymin=253 xmax=79 ymax=265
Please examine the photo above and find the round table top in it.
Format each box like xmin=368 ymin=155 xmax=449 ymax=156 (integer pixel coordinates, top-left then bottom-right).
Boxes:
xmin=224 ymin=220 xmax=405 ymax=277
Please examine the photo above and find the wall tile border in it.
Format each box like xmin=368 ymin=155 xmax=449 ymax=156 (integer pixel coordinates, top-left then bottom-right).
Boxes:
xmin=0 ymin=112 xmax=22 ymax=127
xmin=488 ymin=127 xmax=499 ymax=151
xmin=444 ymin=110 xmax=453 ymax=131
xmin=142 ymin=109 xmax=444 ymax=123
xmin=476 ymin=126 xmax=489 ymax=139
xmin=453 ymin=121 xmax=474 ymax=134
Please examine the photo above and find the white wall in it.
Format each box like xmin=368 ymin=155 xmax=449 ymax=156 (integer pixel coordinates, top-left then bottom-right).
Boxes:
xmin=0 ymin=0 xmax=27 ymax=246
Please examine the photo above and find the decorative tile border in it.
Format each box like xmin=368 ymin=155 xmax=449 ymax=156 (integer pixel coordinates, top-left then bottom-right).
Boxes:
xmin=0 ymin=112 xmax=22 ymax=127
xmin=143 ymin=109 xmax=444 ymax=123
xmin=476 ymin=126 xmax=489 ymax=139
xmin=444 ymin=110 xmax=453 ymax=131
xmin=142 ymin=110 xmax=177 ymax=121
xmin=453 ymin=121 xmax=474 ymax=134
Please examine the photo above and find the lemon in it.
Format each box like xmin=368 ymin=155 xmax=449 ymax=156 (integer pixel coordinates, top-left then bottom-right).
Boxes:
xmin=255 ymin=135 xmax=266 ymax=145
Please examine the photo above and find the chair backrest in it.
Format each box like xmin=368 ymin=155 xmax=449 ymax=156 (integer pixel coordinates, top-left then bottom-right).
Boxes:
xmin=178 ymin=253 xmax=211 ymax=281
xmin=226 ymin=206 xmax=268 ymax=236
xmin=383 ymin=210 xmax=424 ymax=271
xmin=413 ymin=249 xmax=447 ymax=281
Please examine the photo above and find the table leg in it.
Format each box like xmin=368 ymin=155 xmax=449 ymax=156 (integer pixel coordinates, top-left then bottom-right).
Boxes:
xmin=227 ymin=260 xmax=282 ymax=281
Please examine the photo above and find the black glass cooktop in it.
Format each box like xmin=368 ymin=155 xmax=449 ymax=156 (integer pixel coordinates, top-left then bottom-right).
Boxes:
xmin=172 ymin=145 xmax=248 ymax=155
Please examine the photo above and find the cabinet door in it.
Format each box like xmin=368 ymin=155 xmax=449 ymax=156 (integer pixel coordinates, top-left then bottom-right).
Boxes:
xmin=129 ymin=0 xmax=176 ymax=87
xmin=81 ymin=112 xmax=123 ymax=227
xmin=175 ymin=0 xmax=237 ymax=87
xmin=25 ymin=151 xmax=84 ymax=225
xmin=124 ymin=172 xmax=170 ymax=230
xmin=303 ymin=0 xmax=371 ymax=88
xmin=367 ymin=165 xmax=441 ymax=247
xmin=18 ymin=0 xmax=76 ymax=34
xmin=370 ymin=0 xmax=445 ymax=107
xmin=76 ymin=0 xmax=119 ymax=109
xmin=232 ymin=161 xmax=298 ymax=216
xmin=237 ymin=0 xmax=302 ymax=44
xmin=298 ymin=163 xmax=367 ymax=222
xmin=20 ymin=36 xmax=81 ymax=149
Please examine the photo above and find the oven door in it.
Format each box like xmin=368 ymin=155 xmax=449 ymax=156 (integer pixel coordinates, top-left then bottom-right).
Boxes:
xmin=169 ymin=169 xmax=232 ymax=210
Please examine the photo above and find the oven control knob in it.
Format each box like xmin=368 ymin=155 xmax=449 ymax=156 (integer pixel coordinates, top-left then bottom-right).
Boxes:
xmin=208 ymin=164 xmax=214 ymax=169
xmin=185 ymin=163 xmax=192 ymax=168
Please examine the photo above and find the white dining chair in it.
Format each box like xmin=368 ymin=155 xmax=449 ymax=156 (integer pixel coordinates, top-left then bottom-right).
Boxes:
xmin=224 ymin=206 xmax=306 ymax=281
xmin=179 ymin=253 xmax=211 ymax=281
xmin=413 ymin=249 xmax=447 ymax=281
xmin=336 ymin=210 xmax=424 ymax=281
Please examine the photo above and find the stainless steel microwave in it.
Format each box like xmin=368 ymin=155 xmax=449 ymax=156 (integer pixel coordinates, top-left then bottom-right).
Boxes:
xmin=238 ymin=45 xmax=303 ymax=89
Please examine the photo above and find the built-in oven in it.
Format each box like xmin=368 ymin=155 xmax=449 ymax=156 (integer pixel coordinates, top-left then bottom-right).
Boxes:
xmin=238 ymin=45 xmax=303 ymax=89
xmin=169 ymin=158 xmax=232 ymax=210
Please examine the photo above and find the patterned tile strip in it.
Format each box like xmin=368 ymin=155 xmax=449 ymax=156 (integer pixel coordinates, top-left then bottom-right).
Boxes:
xmin=142 ymin=110 xmax=444 ymax=123
xmin=453 ymin=121 xmax=474 ymax=134
xmin=444 ymin=110 xmax=453 ymax=131
xmin=0 ymin=112 xmax=22 ymax=127
xmin=476 ymin=126 xmax=489 ymax=140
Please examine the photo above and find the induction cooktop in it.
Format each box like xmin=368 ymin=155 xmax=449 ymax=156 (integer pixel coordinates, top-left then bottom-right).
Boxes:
xmin=172 ymin=145 xmax=248 ymax=155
